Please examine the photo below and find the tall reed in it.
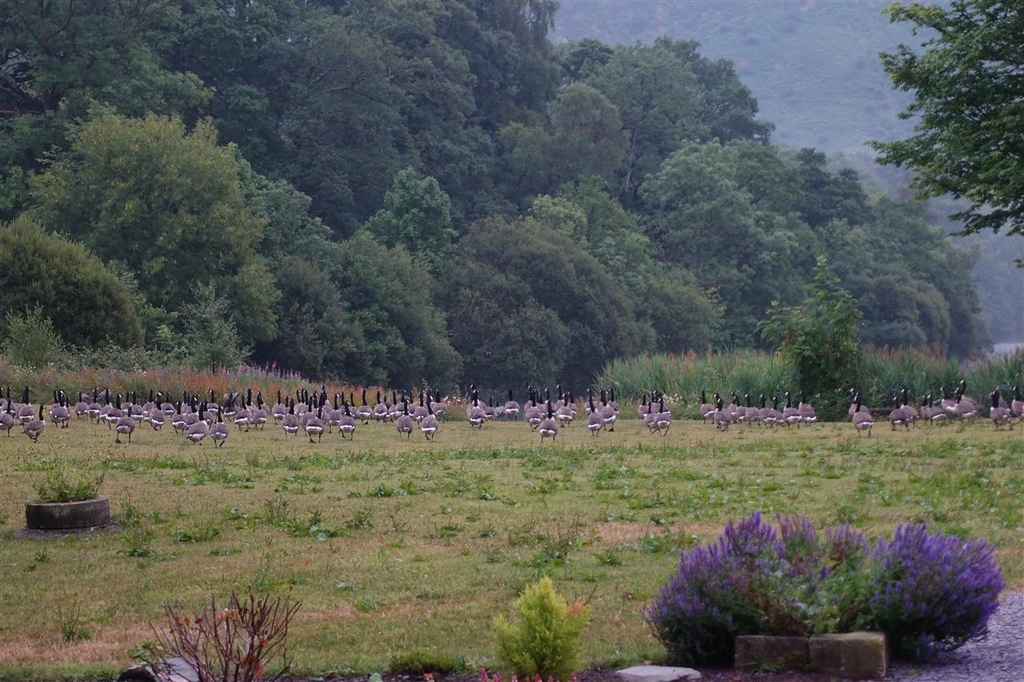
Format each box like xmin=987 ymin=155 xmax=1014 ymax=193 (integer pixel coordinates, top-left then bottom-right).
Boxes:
xmin=599 ymin=347 xmax=1024 ymax=420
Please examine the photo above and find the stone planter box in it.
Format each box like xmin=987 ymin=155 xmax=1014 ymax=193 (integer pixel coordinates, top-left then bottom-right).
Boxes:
xmin=735 ymin=631 xmax=888 ymax=679
xmin=25 ymin=496 xmax=110 ymax=531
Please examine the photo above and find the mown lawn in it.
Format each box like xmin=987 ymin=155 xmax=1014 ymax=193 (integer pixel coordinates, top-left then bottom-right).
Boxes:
xmin=1 ymin=411 xmax=1021 ymax=680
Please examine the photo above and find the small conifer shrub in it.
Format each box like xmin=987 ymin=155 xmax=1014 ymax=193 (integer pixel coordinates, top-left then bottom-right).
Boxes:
xmin=493 ymin=576 xmax=589 ymax=681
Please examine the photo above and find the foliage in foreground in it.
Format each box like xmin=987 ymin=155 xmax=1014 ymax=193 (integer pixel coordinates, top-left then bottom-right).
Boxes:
xmin=645 ymin=512 xmax=1004 ymax=666
xmin=494 ymin=576 xmax=590 ymax=681
xmin=141 ymin=588 xmax=300 ymax=682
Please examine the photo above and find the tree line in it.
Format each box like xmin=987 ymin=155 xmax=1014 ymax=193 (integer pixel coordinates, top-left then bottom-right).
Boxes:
xmin=0 ymin=0 xmax=987 ymax=392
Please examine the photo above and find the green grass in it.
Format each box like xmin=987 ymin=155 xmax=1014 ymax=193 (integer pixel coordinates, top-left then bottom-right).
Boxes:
xmin=1 ymin=411 xmax=1022 ymax=680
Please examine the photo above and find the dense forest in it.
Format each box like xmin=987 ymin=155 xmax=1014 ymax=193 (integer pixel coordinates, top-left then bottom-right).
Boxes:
xmin=554 ymin=0 xmax=1024 ymax=346
xmin=0 ymin=0 xmax=988 ymax=392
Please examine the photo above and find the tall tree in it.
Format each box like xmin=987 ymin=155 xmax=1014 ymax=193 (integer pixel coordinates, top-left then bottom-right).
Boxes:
xmin=0 ymin=215 xmax=143 ymax=348
xmin=30 ymin=112 xmax=278 ymax=345
xmin=442 ymin=215 xmax=645 ymax=389
xmin=873 ymin=0 xmax=1024 ymax=236
xmin=0 ymin=0 xmax=209 ymax=219
xmin=364 ymin=168 xmax=457 ymax=278
xmin=586 ymin=39 xmax=704 ymax=204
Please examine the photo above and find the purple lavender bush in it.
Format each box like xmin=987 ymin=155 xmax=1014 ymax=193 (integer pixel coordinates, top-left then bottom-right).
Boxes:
xmin=855 ymin=523 xmax=1005 ymax=661
xmin=646 ymin=513 xmax=1003 ymax=666
xmin=644 ymin=512 xmax=868 ymax=665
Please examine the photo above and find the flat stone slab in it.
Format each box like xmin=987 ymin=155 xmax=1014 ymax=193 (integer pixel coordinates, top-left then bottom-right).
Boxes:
xmin=616 ymin=665 xmax=702 ymax=681
xmin=735 ymin=635 xmax=810 ymax=670
xmin=809 ymin=631 xmax=888 ymax=679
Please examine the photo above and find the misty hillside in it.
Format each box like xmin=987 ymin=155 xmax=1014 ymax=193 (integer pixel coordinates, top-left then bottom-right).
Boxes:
xmin=555 ymin=0 xmax=1024 ymax=345
xmin=553 ymin=0 xmax=927 ymax=153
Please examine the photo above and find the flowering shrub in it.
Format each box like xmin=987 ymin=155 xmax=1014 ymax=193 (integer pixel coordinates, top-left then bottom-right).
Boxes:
xmin=645 ymin=513 xmax=1003 ymax=666
xmin=856 ymin=523 xmax=1005 ymax=661
xmin=644 ymin=512 xmax=869 ymax=665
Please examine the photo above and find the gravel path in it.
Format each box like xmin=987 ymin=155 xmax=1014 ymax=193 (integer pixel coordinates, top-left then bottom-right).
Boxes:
xmin=886 ymin=591 xmax=1024 ymax=682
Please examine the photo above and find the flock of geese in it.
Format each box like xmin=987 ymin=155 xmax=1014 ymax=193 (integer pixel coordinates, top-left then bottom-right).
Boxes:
xmin=0 ymin=385 xmax=634 ymax=445
xmin=846 ymin=380 xmax=1021 ymax=437
xmin=2 ymin=378 xmax=1013 ymax=445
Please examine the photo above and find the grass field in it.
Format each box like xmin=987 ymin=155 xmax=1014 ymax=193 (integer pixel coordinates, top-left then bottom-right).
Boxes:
xmin=1 ymin=408 xmax=1022 ymax=680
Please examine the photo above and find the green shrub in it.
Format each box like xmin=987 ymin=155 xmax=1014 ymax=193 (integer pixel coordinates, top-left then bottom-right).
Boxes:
xmin=493 ymin=576 xmax=589 ymax=681
xmin=35 ymin=469 xmax=105 ymax=503
xmin=389 ymin=650 xmax=466 ymax=675
xmin=2 ymin=306 xmax=65 ymax=369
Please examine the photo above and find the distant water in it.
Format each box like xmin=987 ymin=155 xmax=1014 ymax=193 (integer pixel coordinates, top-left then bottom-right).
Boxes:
xmin=992 ymin=342 xmax=1024 ymax=356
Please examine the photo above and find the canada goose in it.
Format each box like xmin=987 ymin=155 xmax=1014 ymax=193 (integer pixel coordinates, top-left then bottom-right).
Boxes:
xmin=395 ymin=398 xmax=414 ymax=439
xmin=325 ymin=393 xmax=343 ymax=433
xmin=271 ymin=391 xmax=287 ymax=423
xmin=23 ymin=403 xmax=45 ymax=442
xmin=713 ymin=394 xmax=733 ymax=431
xmin=950 ymin=390 xmax=980 ymax=421
xmin=17 ymin=387 xmax=35 ymax=424
xmin=50 ymin=390 xmax=71 ymax=429
xmin=186 ymin=402 xmax=210 ymax=444
xmin=466 ymin=389 xmax=486 ymax=429
xmin=756 ymin=393 xmax=773 ymax=426
xmin=607 ymin=387 xmax=619 ymax=413
xmin=171 ymin=402 xmax=188 ymax=435
xmin=539 ymin=399 xmax=559 ymax=442
xmin=305 ymin=406 xmax=325 ymax=443
xmin=989 ymin=388 xmax=1013 ymax=429
xmin=250 ymin=392 xmax=268 ymax=430
xmin=360 ymin=387 xmax=376 ymax=419
xmin=339 ymin=400 xmax=357 ymax=440
xmin=556 ymin=389 xmax=575 ymax=427
xmin=74 ymin=391 xmax=90 ymax=420
xmin=87 ymin=388 xmax=103 ymax=422
xmin=128 ymin=391 xmax=147 ymax=421
xmin=420 ymin=401 xmax=439 ymax=441
xmin=373 ymin=390 xmax=390 ymax=423
xmin=412 ymin=391 xmax=429 ymax=422
xmin=642 ymin=395 xmax=660 ymax=433
xmin=504 ymin=389 xmax=521 ymax=422
xmin=1012 ymin=385 xmax=1024 ymax=422
xmin=282 ymin=400 xmax=300 ymax=436
xmin=698 ymin=390 xmax=716 ymax=423
xmin=782 ymin=391 xmax=802 ymax=427
xmin=524 ymin=388 xmax=543 ymax=430
xmin=114 ymin=394 xmax=136 ymax=444
xmin=586 ymin=391 xmax=603 ymax=436
xmin=653 ymin=397 xmax=671 ymax=436
xmin=205 ymin=389 xmax=219 ymax=418
xmin=898 ymin=387 xmax=918 ymax=427
xmin=798 ymin=391 xmax=817 ymax=425
xmin=104 ymin=393 xmax=124 ymax=430
xmin=637 ymin=392 xmax=651 ymax=419
xmin=600 ymin=389 xmax=618 ymax=432
xmin=852 ymin=396 xmax=873 ymax=437
xmin=211 ymin=407 xmax=229 ymax=447
xmin=889 ymin=394 xmax=912 ymax=431
xmin=956 ymin=379 xmax=980 ymax=413
xmin=234 ymin=394 xmax=252 ymax=431
xmin=148 ymin=404 xmax=165 ymax=431
xmin=920 ymin=394 xmax=946 ymax=426
xmin=766 ymin=395 xmax=785 ymax=427
xmin=0 ymin=396 xmax=15 ymax=436
xmin=430 ymin=390 xmax=448 ymax=421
